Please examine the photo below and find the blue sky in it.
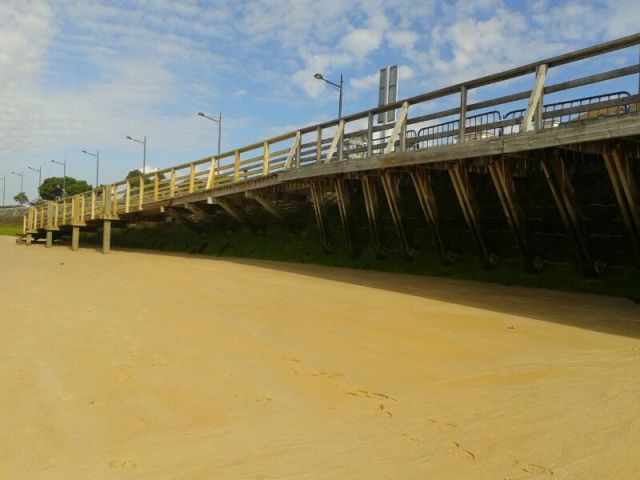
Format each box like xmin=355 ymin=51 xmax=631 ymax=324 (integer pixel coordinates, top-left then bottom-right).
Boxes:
xmin=1 ymin=0 xmax=639 ymax=201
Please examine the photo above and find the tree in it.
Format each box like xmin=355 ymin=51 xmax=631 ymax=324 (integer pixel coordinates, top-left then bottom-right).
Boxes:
xmin=39 ymin=177 xmax=93 ymax=200
xmin=14 ymin=192 xmax=28 ymax=205
xmin=126 ymin=169 xmax=164 ymax=185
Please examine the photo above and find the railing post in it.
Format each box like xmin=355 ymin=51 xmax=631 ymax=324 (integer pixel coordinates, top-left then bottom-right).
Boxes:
xmin=521 ymin=63 xmax=548 ymax=132
xmin=384 ymin=101 xmax=409 ymax=154
xmin=154 ymin=172 xmax=160 ymax=200
xmin=316 ymin=126 xmax=322 ymax=164
xmin=234 ymin=150 xmax=240 ymax=181
xmin=206 ymin=157 xmax=216 ymax=189
xmin=367 ymin=112 xmax=374 ymax=157
xmin=459 ymin=85 xmax=467 ymax=143
xmin=263 ymin=141 xmax=270 ymax=176
xmin=139 ymin=176 xmax=145 ymax=209
xmin=189 ymin=162 xmax=195 ymax=193
xmin=125 ymin=180 xmax=131 ymax=213
xmin=80 ymin=194 xmax=86 ymax=221
xmin=91 ymin=191 xmax=96 ymax=220
xmin=170 ymin=168 xmax=176 ymax=197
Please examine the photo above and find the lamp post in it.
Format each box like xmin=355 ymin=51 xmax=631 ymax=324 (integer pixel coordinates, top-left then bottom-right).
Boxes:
xmin=28 ymin=166 xmax=42 ymax=195
xmin=82 ymin=149 xmax=100 ymax=186
xmin=1 ymin=176 xmax=5 ymax=206
xmin=51 ymin=159 xmax=67 ymax=193
xmin=314 ymin=72 xmax=344 ymax=119
xmin=126 ymin=135 xmax=147 ymax=174
xmin=197 ymin=111 xmax=222 ymax=155
xmin=10 ymin=170 xmax=24 ymax=194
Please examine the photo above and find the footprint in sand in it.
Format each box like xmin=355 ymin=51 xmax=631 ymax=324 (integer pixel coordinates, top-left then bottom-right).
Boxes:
xmin=87 ymin=399 xmax=107 ymax=407
xmin=449 ymin=441 xmax=475 ymax=460
xmin=108 ymin=460 xmax=137 ymax=469
xmin=520 ymin=463 xmax=554 ymax=475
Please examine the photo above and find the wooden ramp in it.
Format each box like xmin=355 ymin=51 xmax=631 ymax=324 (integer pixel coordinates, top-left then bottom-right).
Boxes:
xmin=23 ymin=34 xmax=640 ymax=272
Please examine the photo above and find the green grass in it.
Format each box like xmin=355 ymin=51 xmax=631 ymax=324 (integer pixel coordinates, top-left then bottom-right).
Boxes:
xmin=81 ymin=222 xmax=640 ymax=301
xmin=0 ymin=223 xmax=22 ymax=236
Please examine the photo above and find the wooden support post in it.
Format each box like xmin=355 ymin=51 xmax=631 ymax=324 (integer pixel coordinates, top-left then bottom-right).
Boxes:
xmin=361 ymin=174 xmax=385 ymax=257
xmin=234 ymin=150 xmax=240 ymax=180
xmin=333 ymin=177 xmax=357 ymax=255
xmin=488 ymin=157 xmax=539 ymax=270
xmin=90 ymin=191 xmax=96 ymax=220
xmin=45 ymin=230 xmax=53 ymax=248
xmin=102 ymin=220 xmax=111 ymax=254
xmin=448 ymin=162 xmax=496 ymax=267
xmin=246 ymin=192 xmax=284 ymax=221
xmin=602 ymin=145 xmax=640 ymax=265
xmin=25 ymin=233 xmax=32 ymax=246
xmin=541 ymin=151 xmax=598 ymax=274
xmin=409 ymin=167 xmax=452 ymax=264
xmin=380 ymin=170 xmax=413 ymax=258
xmin=71 ymin=226 xmax=80 ymax=251
xmin=309 ymin=180 xmax=331 ymax=251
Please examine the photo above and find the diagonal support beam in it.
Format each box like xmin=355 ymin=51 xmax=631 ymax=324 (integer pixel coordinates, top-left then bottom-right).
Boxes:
xmin=488 ymin=157 xmax=539 ymax=270
xmin=541 ymin=151 xmax=598 ymax=274
xmin=409 ymin=167 xmax=452 ymax=264
xmin=384 ymin=101 xmax=409 ymax=154
xmin=333 ymin=177 xmax=358 ymax=255
xmin=166 ymin=207 xmax=203 ymax=233
xmin=361 ymin=174 xmax=385 ymax=257
xmin=185 ymin=202 xmax=218 ymax=228
xmin=324 ymin=120 xmax=345 ymax=163
xmin=380 ymin=170 xmax=414 ymax=258
xmin=211 ymin=198 xmax=255 ymax=232
xmin=602 ymin=145 xmax=640 ymax=265
xmin=245 ymin=191 xmax=284 ymax=221
xmin=309 ymin=180 xmax=332 ymax=251
xmin=448 ymin=162 xmax=496 ymax=267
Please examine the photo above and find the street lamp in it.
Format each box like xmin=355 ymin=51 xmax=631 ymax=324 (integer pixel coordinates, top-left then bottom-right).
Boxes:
xmin=10 ymin=171 xmax=24 ymax=194
xmin=314 ymin=72 xmax=344 ymax=119
xmin=28 ymin=166 xmax=42 ymax=193
xmin=126 ymin=135 xmax=147 ymax=174
xmin=197 ymin=111 xmax=222 ymax=155
xmin=82 ymin=149 xmax=100 ymax=186
xmin=51 ymin=159 xmax=67 ymax=193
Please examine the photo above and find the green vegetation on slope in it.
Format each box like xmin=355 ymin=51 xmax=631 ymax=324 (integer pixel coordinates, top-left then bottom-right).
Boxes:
xmin=81 ymin=222 xmax=640 ymax=301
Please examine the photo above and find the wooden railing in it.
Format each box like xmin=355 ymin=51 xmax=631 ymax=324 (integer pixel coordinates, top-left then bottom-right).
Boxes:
xmin=24 ymin=33 xmax=640 ymax=233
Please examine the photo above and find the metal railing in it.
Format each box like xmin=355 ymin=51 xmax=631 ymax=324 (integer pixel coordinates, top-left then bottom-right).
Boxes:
xmin=23 ymin=33 xmax=640 ymax=233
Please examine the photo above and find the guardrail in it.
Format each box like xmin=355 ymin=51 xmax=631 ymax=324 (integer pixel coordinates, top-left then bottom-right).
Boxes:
xmin=24 ymin=33 xmax=640 ymax=233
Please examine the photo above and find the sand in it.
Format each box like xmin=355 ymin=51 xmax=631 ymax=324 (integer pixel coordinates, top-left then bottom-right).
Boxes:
xmin=1 ymin=235 xmax=639 ymax=479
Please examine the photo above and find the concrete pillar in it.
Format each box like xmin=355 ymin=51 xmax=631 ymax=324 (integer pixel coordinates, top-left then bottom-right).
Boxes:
xmin=45 ymin=230 xmax=53 ymax=248
xmin=25 ymin=233 xmax=32 ymax=246
xmin=102 ymin=220 xmax=111 ymax=254
xmin=71 ymin=226 xmax=80 ymax=251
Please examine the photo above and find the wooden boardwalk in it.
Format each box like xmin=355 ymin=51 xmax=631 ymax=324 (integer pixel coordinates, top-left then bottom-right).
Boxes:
xmin=22 ymin=34 xmax=640 ymax=273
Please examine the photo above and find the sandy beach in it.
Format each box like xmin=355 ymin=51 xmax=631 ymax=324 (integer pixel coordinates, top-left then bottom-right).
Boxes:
xmin=1 ymin=235 xmax=639 ymax=479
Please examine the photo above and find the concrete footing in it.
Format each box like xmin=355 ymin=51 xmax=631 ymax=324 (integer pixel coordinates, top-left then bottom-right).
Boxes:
xmin=102 ymin=220 xmax=111 ymax=254
xmin=71 ymin=226 xmax=79 ymax=251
